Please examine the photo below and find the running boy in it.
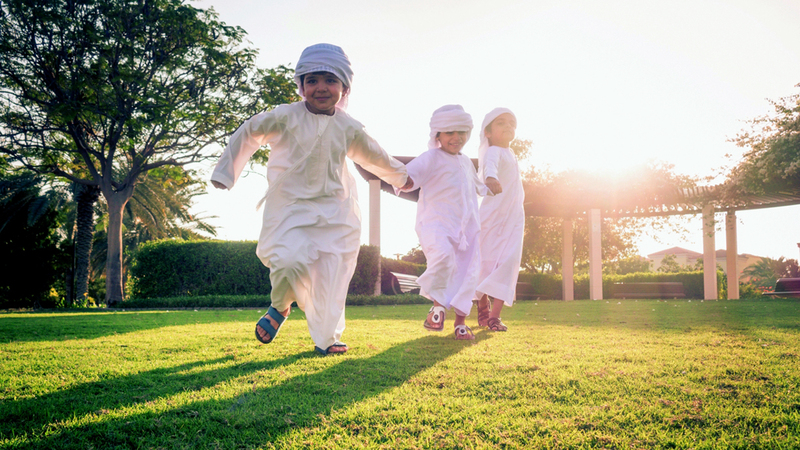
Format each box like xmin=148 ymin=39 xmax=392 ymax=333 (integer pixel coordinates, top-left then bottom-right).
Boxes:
xmin=399 ymin=105 xmax=487 ymax=340
xmin=211 ymin=44 xmax=412 ymax=355
xmin=475 ymin=108 xmax=525 ymax=331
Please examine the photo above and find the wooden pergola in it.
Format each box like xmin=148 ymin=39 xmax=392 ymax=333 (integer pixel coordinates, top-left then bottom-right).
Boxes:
xmin=355 ymin=160 xmax=800 ymax=300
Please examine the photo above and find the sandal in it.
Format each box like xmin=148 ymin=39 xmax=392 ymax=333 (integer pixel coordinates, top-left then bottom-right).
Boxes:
xmin=476 ymin=297 xmax=491 ymax=327
xmin=315 ymin=342 xmax=348 ymax=355
xmin=487 ymin=317 xmax=508 ymax=332
xmin=423 ymin=306 xmax=446 ymax=331
xmin=255 ymin=306 xmax=288 ymax=344
xmin=454 ymin=324 xmax=475 ymax=340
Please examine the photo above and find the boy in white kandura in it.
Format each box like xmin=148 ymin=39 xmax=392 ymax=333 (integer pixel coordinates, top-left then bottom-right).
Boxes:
xmin=400 ymin=105 xmax=488 ymax=340
xmin=210 ymin=44 xmax=412 ymax=355
xmin=475 ymin=108 xmax=525 ymax=331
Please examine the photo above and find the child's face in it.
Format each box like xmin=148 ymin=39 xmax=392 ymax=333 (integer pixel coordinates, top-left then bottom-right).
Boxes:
xmin=303 ymin=72 xmax=347 ymax=115
xmin=437 ymin=131 xmax=470 ymax=155
xmin=485 ymin=113 xmax=516 ymax=148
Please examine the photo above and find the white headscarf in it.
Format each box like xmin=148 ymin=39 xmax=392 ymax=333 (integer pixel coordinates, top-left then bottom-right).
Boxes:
xmin=428 ymin=104 xmax=473 ymax=149
xmin=478 ymin=107 xmax=516 ymax=158
xmin=294 ymin=43 xmax=354 ymax=110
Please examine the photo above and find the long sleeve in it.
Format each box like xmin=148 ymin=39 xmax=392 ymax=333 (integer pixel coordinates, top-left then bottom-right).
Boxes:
xmin=482 ymin=146 xmax=501 ymax=181
xmin=347 ymin=129 xmax=408 ymax=188
xmin=210 ymin=110 xmax=282 ymax=189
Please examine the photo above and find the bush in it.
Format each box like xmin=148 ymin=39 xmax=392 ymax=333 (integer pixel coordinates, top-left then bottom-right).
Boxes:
xmin=129 ymin=240 xmax=271 ymax=299
xmin=518 ymin=270 xmax=720 ymax=300
xmin=348 ymin=245 xmax=381 ymax=295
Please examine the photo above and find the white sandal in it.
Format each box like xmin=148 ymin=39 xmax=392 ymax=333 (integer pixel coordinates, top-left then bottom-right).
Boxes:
xmin=454 ymin=324 xmax=475 ymax=340
xmin=423 ymin=306 xmax=446 ymax=331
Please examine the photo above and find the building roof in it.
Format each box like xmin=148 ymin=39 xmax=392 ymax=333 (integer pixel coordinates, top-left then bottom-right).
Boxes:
xmin=647 ymin=247 xmax=702 ymax=258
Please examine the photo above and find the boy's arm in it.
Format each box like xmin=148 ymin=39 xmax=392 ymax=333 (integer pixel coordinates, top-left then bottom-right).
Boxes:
xmin=347 ymin=129 xmax=408 ymax=189
xmin=210 ymin=110 xmax=280 ymax=190
xmin=481 ymin=147 xmax=502 ymax=195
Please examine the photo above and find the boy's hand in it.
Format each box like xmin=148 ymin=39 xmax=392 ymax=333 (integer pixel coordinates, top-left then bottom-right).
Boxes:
xmin=486 ymin=177 xmax=502 ymax=195
xmin=400 ymin=176 xmax=414 ymax=191
xmin=211 ymin=180 xmax=228 ymax=190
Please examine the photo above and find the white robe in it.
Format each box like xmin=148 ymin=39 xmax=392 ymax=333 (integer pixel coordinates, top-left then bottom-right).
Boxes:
xmin=404 ymin=148 xmax=486 ymax=317
xmin=477 ymin=145 xmax=525 ymax=305
xmin=211 ymin=102 xmax=408 ymax=349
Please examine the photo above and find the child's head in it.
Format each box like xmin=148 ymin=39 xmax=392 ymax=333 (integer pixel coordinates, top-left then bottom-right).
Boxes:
xmin=428 ymin=105 xmax=473 ymax=154
xmin=294 ymin=44 xmax=354 ymax=112
xmin=480 ymin=108 xmax=517 ymax=150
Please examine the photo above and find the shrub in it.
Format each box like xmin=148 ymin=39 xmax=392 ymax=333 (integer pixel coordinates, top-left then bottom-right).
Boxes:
xmin=129 ymin=240 xmax=270 ymax=299
xmin=348 ymin=245 xmax=381 ymax=295
xmin=518 ymin=270 xmax=719 ymax=300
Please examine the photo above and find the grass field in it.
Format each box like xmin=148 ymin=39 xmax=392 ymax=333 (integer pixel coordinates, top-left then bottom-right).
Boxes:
xmin=1 ymin=298 xmax=799 ymax=449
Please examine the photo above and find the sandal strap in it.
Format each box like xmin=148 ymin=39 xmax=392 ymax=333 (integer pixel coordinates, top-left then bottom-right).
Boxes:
xmin=454 ymin=324 xmax=474 ymax=337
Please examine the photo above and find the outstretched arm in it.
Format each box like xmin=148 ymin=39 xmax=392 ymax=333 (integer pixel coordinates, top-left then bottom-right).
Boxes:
xmin=210 ymin=110 xmax=281 ymax=190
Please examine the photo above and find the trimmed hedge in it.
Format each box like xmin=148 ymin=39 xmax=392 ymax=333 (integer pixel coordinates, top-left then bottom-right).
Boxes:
xmin=130 ymin=240 xmax=270 ymax=298
xmin=129 ymin=241 xmax=426 ymax=300
xmin=348 ymin=245 xmax=381 ymax=295
xmin=117 ymin=293 xmax=427 ymax=309
xmin=518 ymin=270 xmax=725 ymax=300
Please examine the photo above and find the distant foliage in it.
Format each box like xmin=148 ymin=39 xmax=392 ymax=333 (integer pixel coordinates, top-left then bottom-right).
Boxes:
xmin=0 ymin=175 xmax=70 ymax=308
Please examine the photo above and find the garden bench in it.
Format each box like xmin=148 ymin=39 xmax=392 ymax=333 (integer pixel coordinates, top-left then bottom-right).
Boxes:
xmin=515 ymin=282 xmax=542 ymax=300
xmin=611 ymin=282 xmax=686 ymax=299
xmin=389 ymin=272 xmax=421 ymax=295
xmin=763 ymin=278 xmax=800 ymax=298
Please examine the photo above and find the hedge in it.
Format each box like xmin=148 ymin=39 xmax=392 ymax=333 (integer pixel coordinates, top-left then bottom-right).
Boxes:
xmin=129 ymin=241 xmax=426 ymax=300
xmin=517 ymin=270 xmax=725 ymax=299
xmin=129 ymin=240 xmax=271 ymax=298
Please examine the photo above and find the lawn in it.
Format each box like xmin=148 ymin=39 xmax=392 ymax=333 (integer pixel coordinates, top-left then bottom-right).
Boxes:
xmin=1 ymin=299 xmax=799 ymax=449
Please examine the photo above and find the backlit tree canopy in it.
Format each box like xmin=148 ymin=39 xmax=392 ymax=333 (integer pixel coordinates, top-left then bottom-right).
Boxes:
xmin=727 ymin=85 xmax=800 ymax=196
xmin=0 ymin=0 xmax=298 ymax=304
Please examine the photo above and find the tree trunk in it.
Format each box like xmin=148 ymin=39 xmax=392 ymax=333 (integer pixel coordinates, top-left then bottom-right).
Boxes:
xmin=74 ymin=184 xmax=100 ymax=304
xmin=104 ymin=191 xmax=130 ymax=306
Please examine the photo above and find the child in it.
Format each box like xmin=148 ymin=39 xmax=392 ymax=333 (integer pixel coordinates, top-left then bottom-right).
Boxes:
xmin=399 ymin=105 xmax=487 ymax=340
xmin=475 ymin=108 xmax=525 ymax=331
xmin=210 ymin=44 xmax=412 ymax=355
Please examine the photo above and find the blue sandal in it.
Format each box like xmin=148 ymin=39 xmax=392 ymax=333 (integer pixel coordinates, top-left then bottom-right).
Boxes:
xmin=255 ymin=306 xmax=287 ymax=344
xmin=315 ymin=342 xmax=348 ymax=355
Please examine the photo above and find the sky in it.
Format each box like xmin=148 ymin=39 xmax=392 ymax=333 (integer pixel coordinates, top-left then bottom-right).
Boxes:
xmin=191 ymin=0 xmax=800 ymax=263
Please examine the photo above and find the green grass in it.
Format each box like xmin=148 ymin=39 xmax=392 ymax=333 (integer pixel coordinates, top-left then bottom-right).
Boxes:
xmin=2 ymin=299 xmax=800 ymax=449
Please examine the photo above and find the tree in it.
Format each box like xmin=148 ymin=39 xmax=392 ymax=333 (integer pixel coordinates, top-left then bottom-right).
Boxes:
xmin=0 ymin=172 xmax=69 ymax=308
xmin=657 ymin=254 xmax=683 ymax=273
xmin=0 ymin=0 xmax=298 ymax=304
xmin=401 ymin=245 xmax=427 ymax=265
xmin=520 ymin=163 xmax=693 ymax=273
xmin=726 ymin=85 xmax=800 ymax=196
xmin=88 ymin=165 xmax=217 ymax=297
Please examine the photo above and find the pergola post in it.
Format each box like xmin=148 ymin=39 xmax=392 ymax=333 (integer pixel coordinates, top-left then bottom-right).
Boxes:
xmin=726 ymin=211 xmax=739 ymax=299
xmin=369 ymin=179 xmax=382 ymax=295
xmin=702 ymin=205 xmax=717 ymax=300
xmin=562 ymin=218 xmax=574 ymax=301
xmin=588 ymin=209 xmax=603 ymax=300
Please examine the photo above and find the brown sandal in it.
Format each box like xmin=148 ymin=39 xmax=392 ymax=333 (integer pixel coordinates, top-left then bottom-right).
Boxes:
xmin=476 ymin=297 xmax=491 ymax=327
xmin=454 ymin=324 xmax=475 ymax=340
xmin=424 ymin=306 xmax=446 ymax=331
xmin=487 ymin=317 xmax=508 ymax=332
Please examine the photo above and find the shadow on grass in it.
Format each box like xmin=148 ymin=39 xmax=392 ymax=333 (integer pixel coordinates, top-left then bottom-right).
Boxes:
xmin=0 ymin=309 xmax=262 ymax=343
xmin=2 ymin=332 xmax=489 ymax=449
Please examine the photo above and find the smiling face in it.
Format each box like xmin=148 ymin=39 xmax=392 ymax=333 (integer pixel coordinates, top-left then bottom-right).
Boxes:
xmin=436 ymin=130 xmax=470 ymax=155
xmin=302 ymin=72 xmax=348 ymax=115
xmin=485 ymin=113 xmax=517 ymax=148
